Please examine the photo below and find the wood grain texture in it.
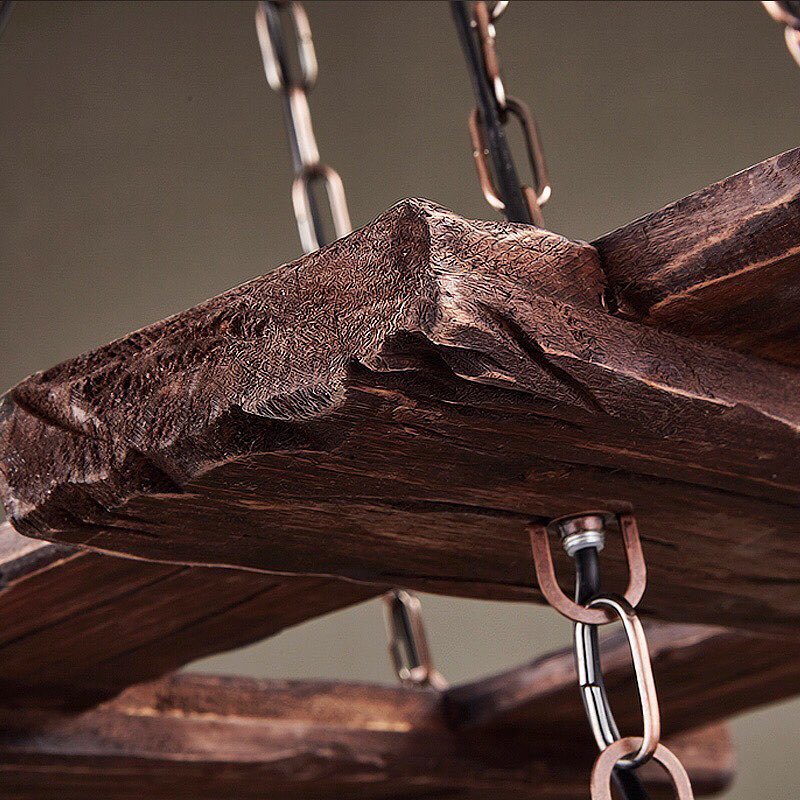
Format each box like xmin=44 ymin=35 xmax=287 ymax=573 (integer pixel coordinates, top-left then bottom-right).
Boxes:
xmin=0 ymin=672 xmax=733 ymax=799
xmin=444 ymin=621 xmax=800 ymax=743
xmin=2 ymin=199 xmax=800 ymax=634
xmin=0 ymin=522 xmax=376 ymax=708
xmin=594 ymin=147 xmax=800 ymax=365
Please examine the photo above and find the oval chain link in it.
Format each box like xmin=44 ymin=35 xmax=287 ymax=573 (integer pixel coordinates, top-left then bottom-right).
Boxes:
xmin=576 ymin=595 xmax=661 ymax=769
xmin=255 ymin=0 xmax=351 ymax=252
xmin=468 ymin=1 xmax=551 ymax=224
xmin=763 ymin=1 xmax=800 ymax=66
xmin=531 ymin=511 xmax=694 ymax=794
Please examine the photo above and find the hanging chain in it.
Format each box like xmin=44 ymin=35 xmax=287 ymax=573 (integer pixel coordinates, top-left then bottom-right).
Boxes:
xmin=763 ymin=1 xmax=800 ymax=66
xmin=530 ymin=512 xmax=694 ymax=800
xmin=255 ymin=0 xmax=351 ymax=253
xmin=451 ymin=1 xmax=550 ymax=227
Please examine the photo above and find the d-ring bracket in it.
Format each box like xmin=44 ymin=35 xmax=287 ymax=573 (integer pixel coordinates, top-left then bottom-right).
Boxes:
xmin=528 ymin=511 xmax=646 ymax=624
xmin=591 ymin=738 xmax=694 ymax=799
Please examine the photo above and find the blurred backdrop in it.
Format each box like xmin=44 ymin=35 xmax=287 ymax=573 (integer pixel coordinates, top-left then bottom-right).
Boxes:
xmin=1 ymin=2 xmax=798 ymax=797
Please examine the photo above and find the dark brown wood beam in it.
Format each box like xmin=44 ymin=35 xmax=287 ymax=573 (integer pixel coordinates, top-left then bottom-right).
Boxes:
xmin=0 ymin=672 xmax=733 ymax=799
xmin=0 ymin=522 xmax=377 ymax=708
xmin=444 ymin=621 xmax=800 ymax=745
xmin=2 ymin=199 xmax=800 ymax=635
xmin=594 ymin=147 xmax=800 ymax=366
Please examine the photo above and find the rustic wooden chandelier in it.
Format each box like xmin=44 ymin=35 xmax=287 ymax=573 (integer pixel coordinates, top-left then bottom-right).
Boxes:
xmin=0 ymin=1 xmax=799 ymax=798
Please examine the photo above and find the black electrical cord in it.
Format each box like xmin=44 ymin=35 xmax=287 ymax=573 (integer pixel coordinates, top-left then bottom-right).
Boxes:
xmin=574 ymin=547 xmax=651 ymax=800
xmin=0 ymin=0 xmax=14 ymax=40
xmin=449 ymin=0 xmax=533 ymax=224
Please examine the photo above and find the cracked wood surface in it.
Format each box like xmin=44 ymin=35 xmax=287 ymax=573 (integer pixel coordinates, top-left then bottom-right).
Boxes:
xmin=595 ymin=147 xmax=800 ymax=366
xmin=0 ymin=522 xmax=376 ymax=708
xmin=0 ymin=672 xmax=733 ymax=799
xmin=2 ymin=199 xmax=800 ymax=635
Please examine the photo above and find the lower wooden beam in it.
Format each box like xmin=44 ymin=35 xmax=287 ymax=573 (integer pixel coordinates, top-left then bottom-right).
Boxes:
xmin=0 ymin=673 xmax=733 ymax=799
xmin=444 ymin=621 xmax=800 ymax=744
xmin=0 ymin=523 xmax=377 ymax=708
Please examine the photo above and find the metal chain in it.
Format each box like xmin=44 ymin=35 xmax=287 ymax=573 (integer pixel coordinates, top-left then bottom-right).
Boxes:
xmin=450 ymin=1 xmax=550 ymax=227
xmin=383 ymin=589 xmax=447 ymax=690
xmin=530 ymin=512 xmax=695 ymax=800
xmin=763 ymin=1 xmax=800 ymax=66
xmin=255 ymin=1 xmax=442 ymax=691
xmin=255 ymin=0 xmax=351 ymax=253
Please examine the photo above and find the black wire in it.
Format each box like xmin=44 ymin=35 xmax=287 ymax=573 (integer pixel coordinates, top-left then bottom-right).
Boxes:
xmin=449 ymin=0 xmax=533 ymax=224
xmin=0 ymin=0 xmax=14 ymax=40
xmin=574 ymin=547 xmax=651 ymax=800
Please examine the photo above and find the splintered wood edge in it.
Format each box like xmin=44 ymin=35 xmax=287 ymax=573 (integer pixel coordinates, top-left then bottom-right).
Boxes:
xmin=0 ymin=197 xmax=603 ymax=531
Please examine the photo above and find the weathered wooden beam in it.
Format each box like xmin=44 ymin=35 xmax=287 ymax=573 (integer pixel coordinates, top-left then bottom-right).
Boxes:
xmin=444 ymin=621 xmax=800 ymax=744
xmin=0 ymin=672 xmax=733 ymax=799
xmin=594 ymin=147 xmax=800 ymax=365
xmin=0 ymin=522 xmax=377 ymax=708
xmin=2 ymin=199 xmax=800 ymax=635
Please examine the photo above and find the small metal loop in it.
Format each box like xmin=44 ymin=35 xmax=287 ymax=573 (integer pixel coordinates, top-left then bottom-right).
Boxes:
xmin=291 ymin=163 xmax=352 ymax=253
xmin=287 ymin=87 xmax=320 ymax=167
xmin=575 ymin=595 xmax=661 ymax=769
xmin=529 ymin=512 xmax=647 ymax=625
xmin=468 ymin=97 xmax=550 ymax=226
xmin=255 ymin=1 xmax=318 ymax=93
xmin=763 ymin=0 xmax=800 ymax=28
xmin=383 ymin=590 xmax=447 ymax=690
xmin=591 ymin=739 xmax=694 ymax=800
xmin=474 ymin=1 xmax=507 ymax=110
xmin=489 ymin=0 xmax=509 ymax=20
xmin=504 ymin=97 xmax=551 ymax=206
xmin=785 ymin=26 xmax=800 ymax=66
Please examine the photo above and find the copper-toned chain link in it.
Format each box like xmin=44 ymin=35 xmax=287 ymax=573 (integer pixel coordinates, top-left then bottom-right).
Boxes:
xmin=530 ymin=511 xmax=694 ymax=795
xmin=255 ymin=0 xmax=351 ymax=253
xmin=763 ymin=1 xmax=800 ymax=67
xmin=456 ymin=1 xmax=550 ymax=226
xmin=383 ymin=590 xmax=447 ymax=690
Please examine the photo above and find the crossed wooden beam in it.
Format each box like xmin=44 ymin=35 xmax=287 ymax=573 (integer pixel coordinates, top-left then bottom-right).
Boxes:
xmin=1 ymin=147 xmax=799 ymax=797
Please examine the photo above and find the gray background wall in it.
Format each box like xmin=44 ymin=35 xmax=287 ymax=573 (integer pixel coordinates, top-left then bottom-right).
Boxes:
xmin=1 ymin=1 xmax=798 ymax=796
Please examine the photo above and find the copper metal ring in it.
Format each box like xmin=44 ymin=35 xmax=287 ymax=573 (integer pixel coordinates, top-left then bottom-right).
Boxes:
xmin=291 ymin=163 xmax=352 ymax=253
xmin=591 ymin=739 xmax=694 ymax=799
xmin=762 ymin=0 xmax=800 ymax=28
xmin=575 ymin=595 xmax=661 ymax=768
xmin=529 ymin=512 xmax=647 ymax=624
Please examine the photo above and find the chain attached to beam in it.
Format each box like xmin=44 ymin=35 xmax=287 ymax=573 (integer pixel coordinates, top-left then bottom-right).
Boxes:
xmin=255 ymin=0 xmax=351 ymax=252
xmin=451 ymin=1 xmax=550 ymax=226
xmin=530 ymin=512 xmax=695 ymax=800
